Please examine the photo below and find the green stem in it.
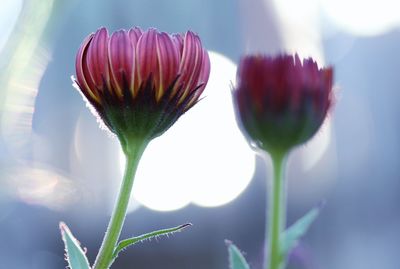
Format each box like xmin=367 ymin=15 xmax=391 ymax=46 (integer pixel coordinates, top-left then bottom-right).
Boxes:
xmin=266 ymin=152 xmax=287 ymax=269
xmin=93 ymin=139 xmax=148 ymax=269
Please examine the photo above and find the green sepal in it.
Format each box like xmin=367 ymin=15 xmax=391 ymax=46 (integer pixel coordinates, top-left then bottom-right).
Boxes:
xmin=60 ymin=222 xmax=90 ymax=269
xmin=226 ymin=240 xmax=250 ymax=269
xmin=112 ymin=223 xmax=192 ymax=260
xmin=280 ymin=204 xmax=322 ymax=263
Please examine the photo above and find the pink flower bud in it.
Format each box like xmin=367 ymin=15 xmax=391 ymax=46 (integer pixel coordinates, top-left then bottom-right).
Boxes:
xmin=74 ymin=27 xmax=210 ymax=141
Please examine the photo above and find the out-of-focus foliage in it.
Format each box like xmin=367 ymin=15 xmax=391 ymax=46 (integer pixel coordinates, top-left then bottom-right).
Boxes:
xmin=227 ymin=241 xmax=250 ymax=269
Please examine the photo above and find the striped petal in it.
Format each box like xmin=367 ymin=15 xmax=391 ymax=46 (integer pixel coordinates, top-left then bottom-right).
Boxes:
xmin=172 ymin=33 xmax=184 ymax=57
xmin=75 ymin=34 xmax=100 ymax=103
xmin=155 ymin=32 xmax=180 ymax=99
xmin=184 ymin=49 xmax=211 ymax=109
xmin=128 ymin=27 xmax=143 ymax=92
xmin=190 ymin=49 xmax=210 ymax=100
xmin=86 ymin=28 xmax=109 ymax=90
xmin=178 ymin=31 xmax=204 ymax=101
xmin=198 ymin=49 xmax=211 ymax=87
xmin=128 ymin=27 xmax=142 ymax=48
xmin=108 ymin=30 xmax=135 ymax=98
xmin=136 ymin=28 xmax=158 ymax=89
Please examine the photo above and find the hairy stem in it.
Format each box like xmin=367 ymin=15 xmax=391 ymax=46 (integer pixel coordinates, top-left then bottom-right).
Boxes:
xmin=93 ymin=139 xmax=148 ymax=269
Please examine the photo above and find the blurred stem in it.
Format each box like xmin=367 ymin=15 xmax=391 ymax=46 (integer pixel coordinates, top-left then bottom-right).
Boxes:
xmin=93 ymin=138 xmax=148 ymax=269
xmin=265 ymin=152 xmax=287 ymax=269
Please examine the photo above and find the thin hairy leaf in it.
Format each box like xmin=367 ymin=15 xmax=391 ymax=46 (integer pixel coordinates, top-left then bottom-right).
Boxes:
xmin=60 ymin=222 xmax=90 ymax=269
xmin=112 ymin=223 xmax=192 ymax=259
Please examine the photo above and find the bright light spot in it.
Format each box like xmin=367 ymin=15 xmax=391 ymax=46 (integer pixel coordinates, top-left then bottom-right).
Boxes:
xmin=121 ymin=51 xmax=255 ymax=212
xmin=320 ymin=0 xmax=400 ymax=36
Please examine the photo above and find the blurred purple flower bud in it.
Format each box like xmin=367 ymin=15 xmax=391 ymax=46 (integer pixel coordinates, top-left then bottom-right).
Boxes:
xmin=233 ymin=54 xmax=333 ymax=154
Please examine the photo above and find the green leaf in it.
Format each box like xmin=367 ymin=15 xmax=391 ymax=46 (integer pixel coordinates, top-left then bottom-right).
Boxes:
xmin=280 ymin=205 xmax=321 ymax=259
xmin=60 ymin=222 xmax=90 ymax=269
xmin=112 ymin=223 xmax=192 ymax=259
xmin=226 ymin=240 xmax=250 ymax=269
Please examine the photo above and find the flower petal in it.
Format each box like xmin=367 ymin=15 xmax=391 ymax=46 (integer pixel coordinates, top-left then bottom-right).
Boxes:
xmin=198 ymin=49 xmax=211 ymax=88
xmin=136 ymin=28 xmax=158 ymax=89
xmin=186 ymin=48 xmax=210 ymax=108
xmin=108 ymin=29 xmax=135 ymax=98
xmin=172 ymin=33 xmax=184 ymax=57
xmin=87 ymin=27 xmax=109 ymax=89
xmin=177 ymin=31 xmax=203 ymax=101
xmin=75 ymin=33 xmax=101 ymax=103
xmin=155 ymin=32 xmax=180 ymax=99
xmin=128 ymin=27 xmax=142 ymax=48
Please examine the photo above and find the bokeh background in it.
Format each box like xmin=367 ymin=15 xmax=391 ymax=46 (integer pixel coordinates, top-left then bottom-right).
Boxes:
xmin=0 ymin=0 xmax=399 ymax=268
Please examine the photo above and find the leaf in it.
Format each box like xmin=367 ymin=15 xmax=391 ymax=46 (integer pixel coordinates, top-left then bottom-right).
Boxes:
xmin=280 ymin=205 xmax=322 ymax=259
xmin=60 ymin=222 xmax=90 ymax=269
xmin=226 ymin=240 xmax=250 ymax=269
xmin=112 ymin=223 xmax=192 ymax=259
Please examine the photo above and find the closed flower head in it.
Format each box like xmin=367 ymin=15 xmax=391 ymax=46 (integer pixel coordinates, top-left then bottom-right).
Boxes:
xmin=233 ymin=54 xmax=333 ymax=155
xmin=74 ymin=27 xmax=210 ymax=147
